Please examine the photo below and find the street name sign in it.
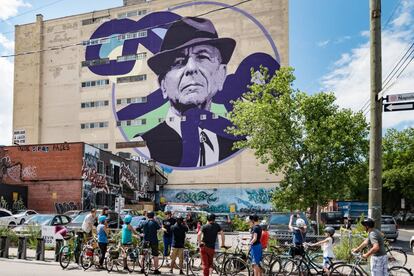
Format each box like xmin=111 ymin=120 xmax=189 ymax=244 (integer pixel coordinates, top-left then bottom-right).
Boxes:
xmin=386 ymin=92 xmax=414 ymax=103
xmin=383 ymin=101 xmax=414 ymax=112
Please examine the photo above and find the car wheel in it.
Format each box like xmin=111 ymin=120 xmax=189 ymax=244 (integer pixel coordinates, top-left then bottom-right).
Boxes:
xmin=20 ymin=219 xmax=25 ymax=225
xmin=411 ymin=242 xmax=414 ymax=254
xmin=8 ymin=222 xmax=16 ymax=228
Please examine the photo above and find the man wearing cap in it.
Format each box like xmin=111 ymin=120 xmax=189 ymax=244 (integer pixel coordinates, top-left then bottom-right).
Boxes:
xmin=134 ymin=17 xmax=239 ymax=167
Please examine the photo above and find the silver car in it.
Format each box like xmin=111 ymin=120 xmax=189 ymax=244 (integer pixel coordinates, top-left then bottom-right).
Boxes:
xmin=380 ymin=215 xmax=398 ymax=241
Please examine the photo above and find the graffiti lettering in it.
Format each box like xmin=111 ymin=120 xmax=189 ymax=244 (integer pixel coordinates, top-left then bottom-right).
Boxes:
xmin=52 ymin=143 xmax=70 ymax=151
xmin=55 ymin=201 xmax=79 ymax=214
xmin=175 ymin=191 xmax=218 ymax=204
xmin=0 ymin=155 xmax=22 ymax=182
xmin=246 ymin=188 xmax=272 ymax=204
xmin=17 ymin=143 xmax=70 ymax=152
xmin=31 ymin=146 xmax=49 ymax=152
xmin=82 ymin=160 xmax=108 ymax=192
xmin=120 ymin=162 xmax=138 ymax=190
xmin=22 ymin=166 xmax=37 ymax=179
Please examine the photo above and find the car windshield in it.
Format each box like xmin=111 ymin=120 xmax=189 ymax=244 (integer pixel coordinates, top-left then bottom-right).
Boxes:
xmin=382 ymin=217 xmax=395 ymax=224
xmin=72 ymin=213 xmax=88 ymax=223
xmin=25 ymin=215 xmax=54 ymax=225
xmin=215 ymin=216 xmax=228 ymax=221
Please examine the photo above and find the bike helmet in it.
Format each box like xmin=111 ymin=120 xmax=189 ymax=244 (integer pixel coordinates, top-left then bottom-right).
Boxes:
xmin=324 ymin=226 xmax=335 ymax=236
xmin=259 ymin=220 xmax=269 ymax=230
xmin=98 ymin=215 xmax=107 ymax=224
xmin=123 ymin=214 xmax=132 ymax=224
xmin=361 ymin=218 xmax=375 ymax=228
xmin=296 ymin=218 xmax=306 ymax=228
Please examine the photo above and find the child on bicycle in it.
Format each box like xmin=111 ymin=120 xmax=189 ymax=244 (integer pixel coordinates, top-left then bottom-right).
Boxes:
xmin=309 ymin=226 xmax=335 ymax=273
xmin=97 ymin=215 xmax=109 ymax=269
xmin=121 ymin=215 xmax=138 ymax=270
xmin=288 ymin=213 xmax=307 ymax=257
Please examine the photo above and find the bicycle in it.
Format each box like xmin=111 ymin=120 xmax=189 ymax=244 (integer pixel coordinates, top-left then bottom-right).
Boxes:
xmin=384 ymin=239 xmax=408 ymax=267
xmin=216 ymin=245 xmax=251 ymax=276
xmin=59 ymin=231 xmax=84 ymax=269
xmin=79 ymin=237 xmax=102 ymax=270
xmin=329 ymin=252 xmax=413 ymax=276
xmin=106 ymin=243 xmax=126 ymax=273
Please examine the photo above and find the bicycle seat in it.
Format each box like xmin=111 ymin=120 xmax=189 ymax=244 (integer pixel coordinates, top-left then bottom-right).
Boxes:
xmin=221 ymin=245 xmax=232 ymax=250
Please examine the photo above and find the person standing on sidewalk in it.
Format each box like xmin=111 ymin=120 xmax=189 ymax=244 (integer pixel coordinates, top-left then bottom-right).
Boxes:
xmin=140 ymin=211 xmax=162 ymax=275
xmin=162 ymin=211 xmax=176 ymax=263
xmin=81 ymin=209 xmax=97 ymax=239
xmin=197 ymin=214 xmax=225 ymax=276
xmin=170 ymin=216 xmax=189 ymax=274
xmin=249 ymin=215 xmax=263 ymax=276
xmin=352 ymin=218 xmax=388 ymax=276
xmin=97 ymin=215 xmax=109 ymax=269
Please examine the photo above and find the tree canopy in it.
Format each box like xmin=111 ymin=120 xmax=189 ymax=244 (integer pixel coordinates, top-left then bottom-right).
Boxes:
xmin=227 ymin=67 xmax=369 ymax=212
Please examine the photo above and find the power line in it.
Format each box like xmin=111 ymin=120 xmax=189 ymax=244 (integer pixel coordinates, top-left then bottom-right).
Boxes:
xmin=0 ymin=0 xmax=67 ymax=23
xmin=0 ymin=0 xmax=252 ymax=59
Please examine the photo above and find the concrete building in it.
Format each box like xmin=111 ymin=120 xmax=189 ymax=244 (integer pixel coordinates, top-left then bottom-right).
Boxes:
xmin=13 ymin=0 xmax=288 ymax=213
xmin=0 ymin=143 xmax=166 ymax=213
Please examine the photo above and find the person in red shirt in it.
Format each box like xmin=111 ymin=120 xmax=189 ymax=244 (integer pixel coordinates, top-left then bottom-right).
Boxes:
xmin=260 ymin=220 xmax=270 ymax=250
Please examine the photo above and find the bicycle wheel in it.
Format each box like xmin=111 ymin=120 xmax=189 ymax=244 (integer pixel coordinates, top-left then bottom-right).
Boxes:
xmin=388 ymin=266 xmax=413 ymax=276
xmin=309 ymin=253 xmax=324 ymax=269
xmin=125 ymin=248 xmax=137 ymax=273
xmin=145 ymin=252 xmax=152 ymax=276
xmin=190 ymin=254 xmax=202 ymax=272
xmin=214 ymin=252 xmax=226 ymax=274
xmin=93 ymin=247 xmax=102 ymax=269
xmin=80 ymin=251 xmax=93 ymax=270
xmin=223 ymin=256 xmax=250 ymax=276
xmin=387 ymin=248 xmax=408 ymax=267
xmin=59 ymin=246 xmax=72 ymax=269
xmin=262 ymin=252 xmax=275 ymax=270
xmin=281 ymin=258 xmax=300 ymax=275
xmin=329 ymin=264 xmax=363 ymax=276
xmin=269 ymin=258 xmax=283 ymax=275
xmin=150 ymin=253 xmax=164 ymax=270
xmin=106 ymin=256 xmax=114 ymax=272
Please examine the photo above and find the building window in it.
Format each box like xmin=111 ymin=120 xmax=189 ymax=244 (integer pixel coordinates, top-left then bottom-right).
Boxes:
xmin=116 ymin=52 xmax=147 ymax=62
xmin=82 ymin=58 xmax=110 ymax=67
xmin=80 ymin=100 xmax=109 ymax=109
xmin=212 ymin=114 xmax=219 ymax=119
xmin=82 ymin=37 xmax=110 ymax=46
xmin=93 ymin=144 xmax=109 ymax=151
xmin=117 ymin=9 xmax=147 ymax=19
xmin=158 ymin=118 xmax=165 ymax=123
xmin=80 ymin=121 xmax=109 ymax=129
xmin=116 ymin=96 xmax=147 ymax=105
xmin=117 ymin=74 xmax=147 ymax=83
xmin=181 ymin=116 xmax=186 ymax=122
xmin=117 ymin=30 xmax=147 ymax=41
xmin=82 ymin=16 xmax=110 ymax=26
xmin=200 ymin=114 xmax=207 ymax=120
xmin=81 ymin=79 xmax=109 ymax=88
xmin=117 ymin=119 xmax=146 ymax=127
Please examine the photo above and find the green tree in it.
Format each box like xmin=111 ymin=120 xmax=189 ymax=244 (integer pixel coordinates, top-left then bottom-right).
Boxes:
xmin=382 ymin=128 xmax=414 ymax=211
xmin=227 ymin=67 xmax=369 ymax=216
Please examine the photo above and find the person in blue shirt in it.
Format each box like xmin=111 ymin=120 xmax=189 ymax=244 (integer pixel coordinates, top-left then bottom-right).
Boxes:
xmin=139 ymin=211 xmax=162 ymax=275
xmin=97 ymin=215 xmax=109 ymax=268
xmin=121 ymin=215 xmax=138 ymax=270
xmin=288 ymin=213 xmax=307 ymax=257
xmin=249 ymin=214 xmax=263 ymax=276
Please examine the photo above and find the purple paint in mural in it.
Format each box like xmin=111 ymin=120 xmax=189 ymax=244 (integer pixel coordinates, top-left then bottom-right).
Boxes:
xmin=85 ymin=8 xmax=280 ymax=169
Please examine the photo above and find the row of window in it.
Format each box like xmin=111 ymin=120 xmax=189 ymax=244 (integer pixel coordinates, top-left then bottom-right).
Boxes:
xmin=82 ymin=16 xmax=110 ymax=26
xmin=117 ymin=9 xmax=147 ymax=19
xmin=81 ymin=58 xmax=110 ymax=67
xmin=116 ymin=97 xmax=147 ymax=105
xmin=117 ymin=52 xmax=147 ymax=62
xmin=91 ymin=143 xmax=109 ymax=150
xmin=81 ymin=79 xmax=110 ymax=88
xmin=81 ymin=122 xmax=109 ymax=129
xmin=81 ymin=100 xmax=109 ymax=109
xmin=82 ymin=30 xmax=148 ymax=46
xmin=116 ymin=119 xmax=147 ymax=127
xmin=117 ymin=74 xmax=147 ymax=83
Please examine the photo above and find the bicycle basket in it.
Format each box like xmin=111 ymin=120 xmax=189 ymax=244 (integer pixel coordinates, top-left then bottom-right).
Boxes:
xmin=85 ymin=248 xmax=94 ymax=257
xmin=109 ymin=249 xmax=120 ymax=259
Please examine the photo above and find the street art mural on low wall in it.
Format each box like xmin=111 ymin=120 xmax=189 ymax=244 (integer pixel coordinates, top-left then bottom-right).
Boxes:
xmin=83 ymin=1 xmax=282 ymax=170
xmin=55 ymin=201 xmax=80 ymax=214
xmin=162 ymin=187 xmax=274 ymax=213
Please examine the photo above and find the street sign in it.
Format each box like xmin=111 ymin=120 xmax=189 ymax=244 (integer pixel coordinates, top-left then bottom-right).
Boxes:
xmin=115 ymin=196 xmax=125 ymax=213
xmin=383 ymin=102 xmax=414 ymax=112
xmin=386 ymin=92 xmax=414 ymax=103
xmin=116 ymin=141 xmax=147 ymax=148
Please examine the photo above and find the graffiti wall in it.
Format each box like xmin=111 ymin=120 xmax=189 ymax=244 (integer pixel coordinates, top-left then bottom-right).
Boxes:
xmin=162 ymin=187 xmax=274 ymax=213
xmin=83 ymin=0 xmax=285 ymax=171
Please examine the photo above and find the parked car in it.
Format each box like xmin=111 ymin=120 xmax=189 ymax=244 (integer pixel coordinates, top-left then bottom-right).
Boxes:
xmin=65 ymin=210 xmax=120 ymax=232
xmin=268 ymin=212 xmax=314 ymax=234
xmin=12 ymin=214 xmax=71 ymax=234
xmin=321 ymin=211 xmax=344 ymax=230
xmin=381 ymin=215 xmax=398 ymax=241
xmin=0 ymin=209 xmax=38 ymax=227
xmin=63 ymin=210 xmax=83 ymax=219
xmin=130 ymin=215 xmax=146 ymax=229
xmin=214 ymin=213 xmax=233 ymax=232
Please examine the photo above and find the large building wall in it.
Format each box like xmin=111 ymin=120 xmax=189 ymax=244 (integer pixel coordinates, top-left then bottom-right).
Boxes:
xmin=13 ymin=0 xmax=288 ymax=203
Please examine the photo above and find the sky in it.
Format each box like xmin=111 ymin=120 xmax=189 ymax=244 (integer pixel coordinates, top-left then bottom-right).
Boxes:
xmin=1 ymin=0 xmax=414 ymax=145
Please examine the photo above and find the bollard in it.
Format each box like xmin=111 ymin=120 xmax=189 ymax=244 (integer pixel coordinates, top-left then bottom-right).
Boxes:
xmin=54 ymin=239 xmax=63 ymax=262
xmin=0 ymin=236 xmax=10 ymax=258
xmin=17 ymin=236 xmax=27 ymax=259
xmin=35 ymin=237 xmax=45 ymax=261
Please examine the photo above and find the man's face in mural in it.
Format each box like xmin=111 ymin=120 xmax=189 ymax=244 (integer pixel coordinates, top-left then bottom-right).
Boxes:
xmin=160 ymin=45 xmax=227 ymax=114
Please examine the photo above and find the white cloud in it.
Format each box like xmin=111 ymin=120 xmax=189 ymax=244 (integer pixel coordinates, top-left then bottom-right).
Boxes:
xmin=317 ymin=40 xmax=330 ymax=48
xmin=0 ymin=0 xmax=31 ymax=20
xmin=0 ymin=57 xmax=13 ymax=145
xmin=334 ymin=35 xmax=351 ymax=44
xmin=321 ymin=0 xmax=414 ymax=130
xmin=0 ymin=33 xmax=14 ymax=52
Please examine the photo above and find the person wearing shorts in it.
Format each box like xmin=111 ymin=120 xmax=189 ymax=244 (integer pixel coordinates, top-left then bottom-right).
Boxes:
xmin=249 ymin=215 xmax=263 ymax=276
xmin=141 ymin=211 xmax=162 ymax=274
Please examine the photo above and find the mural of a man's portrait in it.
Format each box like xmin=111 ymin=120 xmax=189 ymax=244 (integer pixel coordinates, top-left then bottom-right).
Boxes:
xmin=84 ymin=3 xmax=281 ymax=169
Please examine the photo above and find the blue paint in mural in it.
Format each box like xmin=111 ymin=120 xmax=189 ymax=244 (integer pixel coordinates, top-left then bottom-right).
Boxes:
xmin=162 ymin=188 xmax=274 ymax=213
xmin=84 ymin=3 xmax=280 ymax=170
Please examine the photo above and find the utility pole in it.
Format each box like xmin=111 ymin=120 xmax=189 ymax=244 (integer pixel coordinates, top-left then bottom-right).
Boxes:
xmin=369 ymin=0 xmax=382 ymax=228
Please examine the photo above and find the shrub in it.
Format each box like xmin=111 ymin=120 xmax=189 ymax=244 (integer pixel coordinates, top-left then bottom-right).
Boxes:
xmin=232 ymin=215 xmax=250 ymax=231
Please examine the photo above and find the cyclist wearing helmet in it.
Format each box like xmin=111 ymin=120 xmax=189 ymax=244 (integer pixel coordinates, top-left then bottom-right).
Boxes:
xmin=97 ymin=215 xmax=109 ymax=269
xmin=309 ymin=226 xmax=335 ymax=273
xmin=288 ymin=213 xmax=307 ymax=257
xmin=121 ymin=214 xmax=138 ymax=270
xmin=352 ymin=218 xmax=387 ymax=276
xmin=259 ymin=220 xmax=270 ymax=250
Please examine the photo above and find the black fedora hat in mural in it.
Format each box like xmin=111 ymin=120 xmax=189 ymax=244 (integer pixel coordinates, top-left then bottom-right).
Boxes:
xmin=148 ymin=17 xmax=236 ymax=75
